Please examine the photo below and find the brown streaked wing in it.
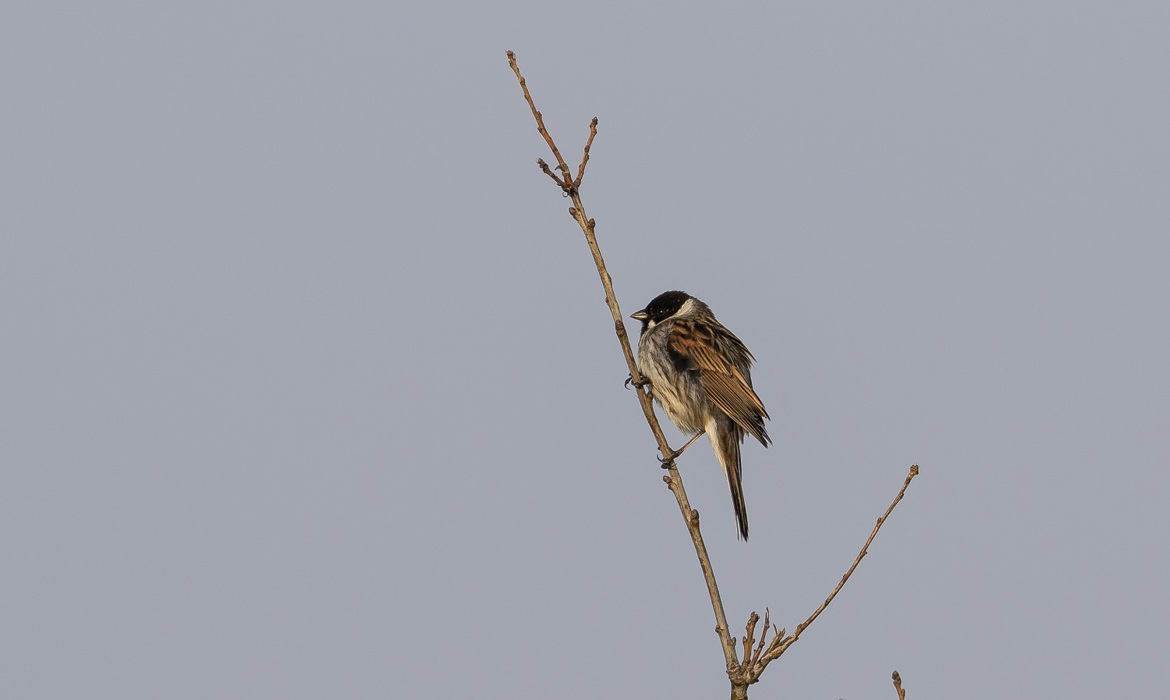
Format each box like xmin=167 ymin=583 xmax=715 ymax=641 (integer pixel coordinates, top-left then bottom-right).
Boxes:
xmin=667 ymin=320 xmax=770 ymax=444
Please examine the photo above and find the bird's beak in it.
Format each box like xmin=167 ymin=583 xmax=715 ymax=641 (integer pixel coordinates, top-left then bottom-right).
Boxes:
xmin=630 ymin=310 xmax=648 ymax=321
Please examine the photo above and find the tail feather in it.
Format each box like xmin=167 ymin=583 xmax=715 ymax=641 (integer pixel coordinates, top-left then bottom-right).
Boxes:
xmin=709 ymin=420 xmax=749 ymax=540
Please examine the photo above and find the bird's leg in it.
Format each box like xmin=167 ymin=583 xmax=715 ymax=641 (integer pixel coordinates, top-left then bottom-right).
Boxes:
xmin=660 ymin=431 xmax=705 ymax=469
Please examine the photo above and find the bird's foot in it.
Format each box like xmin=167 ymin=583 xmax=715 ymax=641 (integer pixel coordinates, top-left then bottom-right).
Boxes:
xmin=657 ymin=431 xmax=706 ymax=469
xmin=625 ymin=374 xmax=651 ymax=391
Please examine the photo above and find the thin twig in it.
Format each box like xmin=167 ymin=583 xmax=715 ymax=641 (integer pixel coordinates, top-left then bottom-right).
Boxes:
xmin=746 ymin=465 xmax=920 ymax=681
xmin=892 ymin=670 xmax=906 ymax=700
xmin=742 ymin=612 xmax=758 ymax=667
xmin=506 ymin=50 xmax=740 ymax=672
xmin=574 ymin=118 xmax=599 ymax=188
xmin=749 ymin=610 xmax=771 ymax=669
xmin=536 ymin=158 xmax=565 ymax=188
xmin=507 ymin=51 xmax=571 ymax=188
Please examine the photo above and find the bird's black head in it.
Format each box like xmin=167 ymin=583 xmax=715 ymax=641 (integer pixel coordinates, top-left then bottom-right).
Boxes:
xmin=630 ymin=290 xmax=692 ymax=330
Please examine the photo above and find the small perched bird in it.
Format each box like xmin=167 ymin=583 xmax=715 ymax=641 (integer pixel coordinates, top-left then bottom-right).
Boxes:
xmin=631 ymin=291 xmax=771 ymax=540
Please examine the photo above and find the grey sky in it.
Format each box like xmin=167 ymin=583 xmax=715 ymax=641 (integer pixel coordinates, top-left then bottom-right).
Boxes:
xmin=3 ymin=3 xmax=1168 ymax=698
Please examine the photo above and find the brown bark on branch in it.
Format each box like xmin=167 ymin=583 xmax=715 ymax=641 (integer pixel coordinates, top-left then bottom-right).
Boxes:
xmin=506 ymin=50 xmax=919 ymax=700
xmin=506 ymin=50 xmax=740 ymax=672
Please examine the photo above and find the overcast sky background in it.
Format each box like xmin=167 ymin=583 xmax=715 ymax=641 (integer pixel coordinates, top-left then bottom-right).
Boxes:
xmin=3 ymin=3 xmax=1168 ymax=699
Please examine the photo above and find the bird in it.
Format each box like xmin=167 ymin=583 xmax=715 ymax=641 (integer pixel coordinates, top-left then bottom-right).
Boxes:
xmin=630 ymin=290 xmax=770 ymax=540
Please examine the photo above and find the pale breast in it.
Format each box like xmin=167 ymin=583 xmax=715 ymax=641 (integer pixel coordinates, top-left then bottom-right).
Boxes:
xmin=637 ymin=326 xmax=710 ymax=434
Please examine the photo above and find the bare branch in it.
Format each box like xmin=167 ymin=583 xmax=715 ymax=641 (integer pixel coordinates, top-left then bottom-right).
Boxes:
xmin=746 ymin=465 xmax=920 ymax=680
xmin=508 ymin=51 xmax=919 ymax=699
xmin=506 ymin=50 xmax=740 ymax=672
xmin=507 ymin=51 xmax=572 ymax=189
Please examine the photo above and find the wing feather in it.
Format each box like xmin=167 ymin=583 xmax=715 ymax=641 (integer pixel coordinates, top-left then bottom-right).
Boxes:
xmin=668 ymin=320 xmax=771 ymax=446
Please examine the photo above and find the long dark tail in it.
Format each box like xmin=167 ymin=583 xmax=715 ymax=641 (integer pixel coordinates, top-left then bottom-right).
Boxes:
xmin=711 ymin=421 xmax=749 ymax=540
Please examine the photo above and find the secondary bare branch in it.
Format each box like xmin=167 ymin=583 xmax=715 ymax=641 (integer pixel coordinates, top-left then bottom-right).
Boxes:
xmin=744 ymin=464 xmax=920 ymax=682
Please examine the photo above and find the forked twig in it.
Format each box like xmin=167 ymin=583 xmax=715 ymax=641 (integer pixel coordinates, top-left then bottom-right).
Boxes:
xmin=508 ymin=54 xmax=572 ymax=187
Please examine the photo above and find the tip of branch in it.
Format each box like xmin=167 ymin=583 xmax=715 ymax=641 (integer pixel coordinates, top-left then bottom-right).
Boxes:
xmin=892 ymin=670 xmax=906 ymax=699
